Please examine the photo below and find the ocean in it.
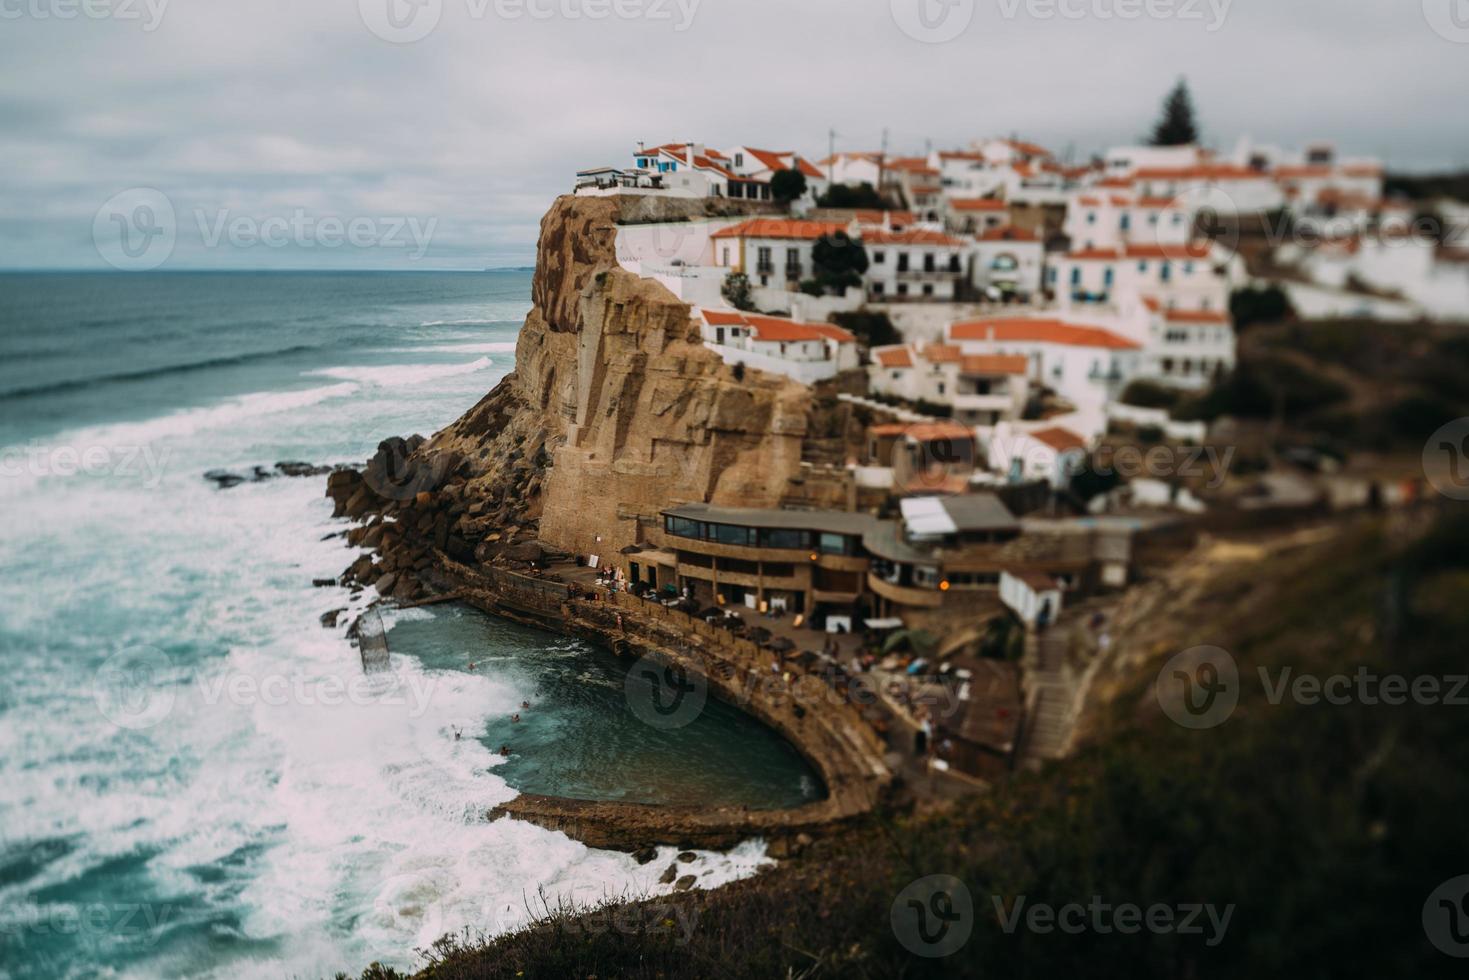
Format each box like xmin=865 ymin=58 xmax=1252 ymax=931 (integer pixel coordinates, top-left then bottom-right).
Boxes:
xmin=0 ymin=272 xmax=817 ymax=979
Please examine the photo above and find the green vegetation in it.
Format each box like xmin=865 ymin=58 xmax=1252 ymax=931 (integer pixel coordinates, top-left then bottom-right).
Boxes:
xmin=811 ymin=232 xmax=870 ymax=294
xmin=770 ymin=167 xmax=808 ymax=203
xmin=721 ymin=271 xmax=754 ymax=311
xmin=1119 ymin=379 xmax=1183 ymax=411
xmin=1383 ymin=170 xmax=1469 ymax=203
xmin=829 ymin=310 xmax=902 ymax=348
xmin=1148 ymin=78 xmax=1199 ymax=147
xmin=1229 ymin=283 xmax=1293 ymax=331
xmin=349 ymin=510 xmax=1469 ymax=979
xmin=817 ymin=182 xmax=887 ymax=209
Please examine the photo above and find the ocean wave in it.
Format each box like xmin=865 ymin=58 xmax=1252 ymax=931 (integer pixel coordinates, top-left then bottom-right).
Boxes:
xmin=306 ymin=357 xmax=493 ymax=387
xmin=0 ymin=345 xmax=324 ymax=403
xmin=418 ymin=317 xmax=518 ymax=327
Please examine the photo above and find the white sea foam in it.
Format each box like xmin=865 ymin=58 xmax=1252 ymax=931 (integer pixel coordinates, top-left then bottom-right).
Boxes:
xmin=0 ymin=362 xmax=773 ymax=979
xmin=307 ymin=357 xmax=493 ymax=387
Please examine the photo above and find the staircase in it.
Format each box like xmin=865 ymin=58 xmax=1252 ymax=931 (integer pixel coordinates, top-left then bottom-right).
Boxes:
xmin=1018 ymin=629 xmax=1073 ymax=768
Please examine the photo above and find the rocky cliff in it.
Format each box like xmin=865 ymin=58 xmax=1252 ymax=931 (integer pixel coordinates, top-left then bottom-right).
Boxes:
xmin=327 ymin=194 xmax=815 ymax=594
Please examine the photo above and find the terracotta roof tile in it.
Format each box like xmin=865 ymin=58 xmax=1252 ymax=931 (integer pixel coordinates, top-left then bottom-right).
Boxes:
xmin=949 ymin=318 xmax=1141 ymax=351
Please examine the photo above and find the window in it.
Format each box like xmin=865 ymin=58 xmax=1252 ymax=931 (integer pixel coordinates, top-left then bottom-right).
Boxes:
xmin=873 ymin=250 xmax=886 ymax=264
xmin=722 ymin=247 xmax=730 ymax=265
xmin=1103 ymin=266 xmax=1114 ymax=286
xmin=759 ymin=528 xmax=808 ymax=549
xmin=923 ymin=284 xmax=934 ymax=296
xmin=1160 ymin=262 xmax=1172 ymax=282
xmin=786 ymin=248 xmax=799 ymax=266
xmin=1148 ymin=213 xmax=1159 ymax=226
xmin=757 ymin=246 xmax=772 ymax=267
xmin=1120 ymin=213 xmax=1131 ymax=230
xmin=712 ymin=523 xmax=752 ymax=547
xmin=873 ymin=282 xmax=885 ymax=295
xmin=666 ymin=516 xmax=705 ymax=539
xmin=818 ymin=532 xmax=849 ymax=555
xmin=897 ymin=283 xmax=909 ymax=296
xmin=1184 ymin=262 xmax=1195 ymax=275
xmin=923 ymin=253 xmax=935 ymax=272
xmin=897 ymin=253 xmax=910 ymax=272
xmin=734 ymin=152 xmax=744 ymax=167
xmin=1086 ymin=212 xmax=1096 ymax=225
xmin=1070 ymin=268 xmax=1081 ymax=286
xmin=1138 ymin=260 xmax=1148 ymax=272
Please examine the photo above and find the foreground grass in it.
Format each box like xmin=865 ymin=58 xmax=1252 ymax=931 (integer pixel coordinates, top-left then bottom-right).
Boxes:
xmin=348 ymin=507 xmax=1469 ymax=979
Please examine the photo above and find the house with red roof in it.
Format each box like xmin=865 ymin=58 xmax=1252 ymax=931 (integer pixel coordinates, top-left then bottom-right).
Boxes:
xmin=971 ymin=226 xmax=1045 ymax=300
xmin=710 ymin=218 xmax=856 ymax=290
xmin=722 ymin=146 xmax=828 ymax=203
xmin=868 ymin=342 xmax=1031 ymax=425
xmin=697 ymin=308 xmax=859 ymax=385
xmin=987 ymin=421 xmax=1091 ymax=489
xmin=863 ymin=227 xmax=968 ymax=301
xmin=946 ymin=317 xmax=1142 ymax=414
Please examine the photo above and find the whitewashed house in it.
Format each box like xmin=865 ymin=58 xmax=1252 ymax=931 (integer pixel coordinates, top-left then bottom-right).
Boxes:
xmin=698 ymin=309 xmax=858 ymax=384
xmin=1000 ymin=569 xmax=1064 ymax=629
xmin=710 ymin=218 xmax=854 ymax=290
xmin=971 ymin=226 xmax=1045 ymax=300
xmin=987 ymin=422 xmax=1090 ymax=488
xmin=722 ymin=146 xmax=829 ymax=202
xmin=948 ymin=317 xmax=1143 ymax=413
xmin=869 ymin=343 xmax=1030 ymax=425
xmin=946 ymin=198 xmax=1010 ymax=235
xmin=863 ymin=228 xmax=968 ymax=301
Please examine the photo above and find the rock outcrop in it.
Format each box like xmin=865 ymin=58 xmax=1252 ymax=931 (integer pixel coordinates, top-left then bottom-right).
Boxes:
xmin=330 ymin=194 xmax=815 ymax=578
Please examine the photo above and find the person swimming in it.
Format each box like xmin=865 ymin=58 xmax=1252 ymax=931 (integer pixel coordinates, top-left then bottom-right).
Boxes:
xmin=511 ymin=713 xmax=521 ymax=723
xmin=499 ymin=745 xmax=510 ymax=757
xmin=521 ymin=701 xmax=530 ymax=709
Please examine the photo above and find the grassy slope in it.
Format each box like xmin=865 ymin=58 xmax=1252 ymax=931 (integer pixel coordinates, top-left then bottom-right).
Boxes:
xmin=347 ymin=506 xmax=1469 ymax=980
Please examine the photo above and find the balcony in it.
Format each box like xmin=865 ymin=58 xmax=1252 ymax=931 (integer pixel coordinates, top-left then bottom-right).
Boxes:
xmin=784 ymin=263 xmax=803 ymax=281
xmin=755 ymin=261 xmax=775 ymax=275
xmin=896 ymin=268 xmax=962 ymax=281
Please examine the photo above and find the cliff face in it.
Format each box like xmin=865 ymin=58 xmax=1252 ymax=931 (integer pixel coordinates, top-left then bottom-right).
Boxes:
xmin=424 ymin=195 xmax=811 ymax=560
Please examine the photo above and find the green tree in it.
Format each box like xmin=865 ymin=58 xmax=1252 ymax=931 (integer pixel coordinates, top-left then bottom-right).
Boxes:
xmin=816 ymin=182 xmax=886 ymax=209
xmin=810 ymin=233 xmax=869 ymax=294
xmin=770 ymin=168 xmax=807 ymax=204
xmin=1229 ymin=284 xmax=1293 ymax=331
xmin=721 ymin=271 xmax=754 ymax=311
xmin=1149 ymin=79 xmax=1200 ymax=146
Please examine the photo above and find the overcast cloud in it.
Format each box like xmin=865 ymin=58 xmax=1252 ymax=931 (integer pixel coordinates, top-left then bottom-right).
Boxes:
xmin=1 ymin=0 xmax=1466 ymax=269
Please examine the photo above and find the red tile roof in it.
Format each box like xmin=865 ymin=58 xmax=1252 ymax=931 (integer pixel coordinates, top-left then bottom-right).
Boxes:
xmin=702 ymin=310 xmax=854 ymax=344
xmin=962 ymin=354 xmax=1028 ymax=375
xmin=922 ymin=343 xmax=963 ymax=363
xmin=870 ymin=421 xmax=975 ymax=441
xmin=977 ymin=226 xmax=1039 ymax=242
xmin=949 ymin=318 xmax=1141 ymax=350
xmin=950 ymin=198 xmax=1008 ymax=212
xmin=1029 ymin=426 xmax=1088 ymax=452
xmin=1067 ymin=242 xmax=1214 ymax=261
xmin=711 ymin=219 xmax=849 ymax=240
xmin=874 ymin=347 xmax=915 ymax=368
xmin=1134 ymin=165 xmax=1262 ymax=182
xmin=862 ymin=228 xmax=965 ymax=247
xmin=1164 ymin=309 xmax=1230 ymax=324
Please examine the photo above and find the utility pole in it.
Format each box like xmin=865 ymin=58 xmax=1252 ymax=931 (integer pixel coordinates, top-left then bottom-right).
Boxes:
xmin=828 ymin=128 xmax=837 ymax=186
xmin=879 ymin=127 xmax=889 ymax=197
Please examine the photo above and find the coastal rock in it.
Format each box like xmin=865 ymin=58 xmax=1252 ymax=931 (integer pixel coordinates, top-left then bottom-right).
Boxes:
xmin=673 ymin=875 xmax=696 ymax=892
xmin=658 ymin=864 xmax=678 ymax=885
xmin=676 ymin=851 xmax=696 ymax=863
xmin=632 ymin=846 xmax=657 ymax=865
xmin=320 ymin=608 xmax=345 ymax=628
xmin=374 ymin=572 xmax=398 ymax=597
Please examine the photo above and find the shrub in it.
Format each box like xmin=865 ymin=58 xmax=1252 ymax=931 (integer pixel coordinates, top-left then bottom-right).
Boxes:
xmin=721 ymin=271 xmax=754 ymax=311
xmin=770 ymin=168 xmax=807 ymax=204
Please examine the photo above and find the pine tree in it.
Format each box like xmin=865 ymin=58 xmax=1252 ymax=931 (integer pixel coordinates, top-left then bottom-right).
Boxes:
xmin=1149 ymin=79 xmax=1200 ymax=147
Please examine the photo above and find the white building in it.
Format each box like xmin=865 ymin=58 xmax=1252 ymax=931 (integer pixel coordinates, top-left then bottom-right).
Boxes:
xmin=947 ymin=317 xmax=1143 ymax=413
xmin=710 ymin=218 xmax=854 ymax=290
xmin=863 ymin=228 xmax=968 ymax=301
xmin=629 ymin=142 xmax=772 ymax=201
xmin=722 ymin=146 xmax=829 ymax=203
xmin=1000 ymin=569 xmax=1064 ymax=629
xmin=869 ymin=343 xmax=1030 ymax=425
xmin=698 ymin=309 xmax=859 ymax=385
xmin=987 ymin=422 xmax=1090 ymax=489
xmin=971 ymin=226 xmax=1045 ymax=300
xmin=946 ymin=198 xmax=1010 ymax=235
xmin=1050 ymin=242 xmax=1235 ymax=316
xmin=817 ymin=151 xmax=885 ymax=190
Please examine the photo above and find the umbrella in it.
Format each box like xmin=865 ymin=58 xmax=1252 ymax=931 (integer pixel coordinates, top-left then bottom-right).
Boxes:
xmin=768 ymin=637 xmax=796 ymax=653
xmin=699 ymin=606 xmax=724 ymax=619
xmin=748 ymin=627 xmax=772 ymax=644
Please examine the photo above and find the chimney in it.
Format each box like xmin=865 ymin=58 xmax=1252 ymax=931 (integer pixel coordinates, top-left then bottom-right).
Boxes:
xmin=686 ymin=142 xmax=705 ymax=166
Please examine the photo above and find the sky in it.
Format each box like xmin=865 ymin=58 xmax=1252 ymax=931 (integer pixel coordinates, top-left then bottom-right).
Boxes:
xmin=2 ymin=0 xmax=1467 ymax=270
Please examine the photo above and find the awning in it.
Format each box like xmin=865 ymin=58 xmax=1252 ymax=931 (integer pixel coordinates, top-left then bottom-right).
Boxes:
xmin=864 ymin=617 xmax=905 ymax=630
